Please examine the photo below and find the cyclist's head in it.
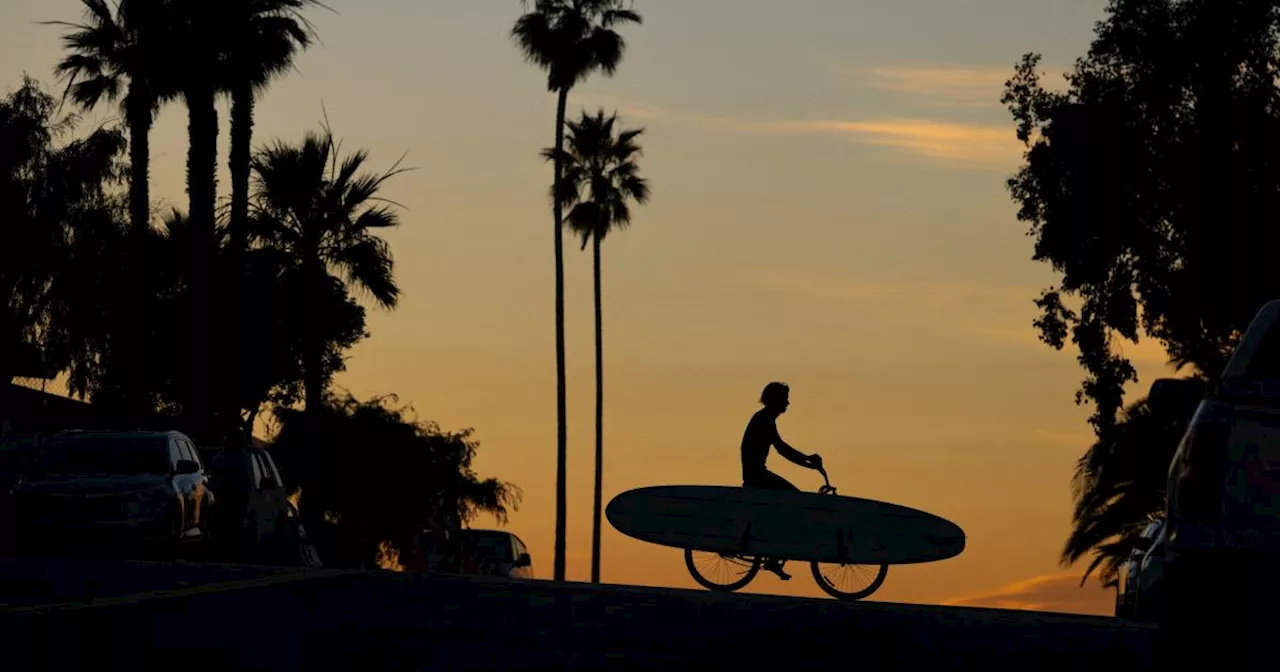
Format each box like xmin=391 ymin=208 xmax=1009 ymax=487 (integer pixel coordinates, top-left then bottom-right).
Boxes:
xmin=760 ymin=382 xmax=790 ymax=413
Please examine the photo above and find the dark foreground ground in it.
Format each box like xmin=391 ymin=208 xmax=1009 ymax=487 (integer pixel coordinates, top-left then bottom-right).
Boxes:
xmin=0 ymin=557 xmax=1152 ymax=670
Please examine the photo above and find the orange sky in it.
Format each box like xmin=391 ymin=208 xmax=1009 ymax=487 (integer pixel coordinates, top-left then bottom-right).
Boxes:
xmin=0 ymin=0 xmax=1170 ymax=614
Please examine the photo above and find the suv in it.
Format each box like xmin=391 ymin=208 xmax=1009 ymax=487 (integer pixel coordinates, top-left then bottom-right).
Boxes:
xmin=201 ymin=444 xmax=321 ymax=567
xmin=11 ymin=429 xmax=213 ymax=554
xmin=1156 ymin=299 xmax=1280 ymax=633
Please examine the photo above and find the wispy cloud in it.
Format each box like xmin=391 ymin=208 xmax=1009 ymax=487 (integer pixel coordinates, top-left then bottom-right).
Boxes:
xmin=566 ymin=96 xmax=1022 ymax=168
xmin=1033 ymin=428 xmax=1096 ymax=448
xmin=848 ymin=64 xmax=1072 ymax=109
xmin=754 ymin=118 xmax=1020 ymax=167
xmin=942 ymin=572 xmax=1114 ymax=615
xmin=857 ymin=65 xmax=1017 ymax=108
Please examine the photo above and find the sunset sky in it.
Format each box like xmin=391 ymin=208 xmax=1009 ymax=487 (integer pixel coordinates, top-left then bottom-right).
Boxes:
xmin=0 ymin=0 xmax=1175 ymax=614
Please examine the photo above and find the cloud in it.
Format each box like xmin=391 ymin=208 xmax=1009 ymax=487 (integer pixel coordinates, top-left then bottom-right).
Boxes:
xmin=1033 ymin=428 xmax=1096 ymax=448
xmin=848 ymin=64 xmax=1073 ymax=108
xmin=943 ymin=572 xmax=1115 ymax=616
xmin=857 ymin=66 xmax=1017 ymax=108
xmin=757 ymin=118 xmax=1020 ymax=166
xmin=567 ymin=96 xmax=1023 ymax=168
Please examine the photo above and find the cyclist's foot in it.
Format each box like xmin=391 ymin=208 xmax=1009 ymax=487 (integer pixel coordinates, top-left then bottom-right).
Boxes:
xmin=764 ymin=560 xmax=791 ymax=580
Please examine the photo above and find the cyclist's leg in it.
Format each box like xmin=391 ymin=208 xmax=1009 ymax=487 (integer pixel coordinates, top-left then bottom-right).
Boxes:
xmin=743 ymin=470 xmax=798 ymax=578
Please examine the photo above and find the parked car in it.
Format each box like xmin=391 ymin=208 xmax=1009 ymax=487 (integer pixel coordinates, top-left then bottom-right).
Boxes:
xmin=1156 ymin=298 xmax=1280 ymax=649
xmin=10 ymin=429 xmax=213 ymax=556
xmin=1116 ymin=517 xmax=1165 ymax=619
xmin=451 ymin=529 xmax=535 ymax=579
xmin=0 ymin=433 xmax=44 ymax=556
xmin=201 ymin=444 xmax=321 ymax=567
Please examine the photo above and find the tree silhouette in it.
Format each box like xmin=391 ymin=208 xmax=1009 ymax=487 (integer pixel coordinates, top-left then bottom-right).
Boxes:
xmin=1004 ymin=0 xmax=1280 ymax=582
xmin=511 ymin=0 xmax=642 ymax=582
xmin=46 ymin=0 xmax=170 ymax=425
xmin=0 ymin=76 xmax=125 ymax=426
xmin=546 ymin=108 xmax=650 ymax=583
xmin=248 ymin=125 xmax=407 ymax=423
xmin=223 ymin=0 xmax=323 ymax=257
xmin=270 ymin=393 xmax=522 ymax=569
xmin=46 ymin=0 xmax=166 ymax=236
xmin=221 ymin=0 xmax=324 ymax=449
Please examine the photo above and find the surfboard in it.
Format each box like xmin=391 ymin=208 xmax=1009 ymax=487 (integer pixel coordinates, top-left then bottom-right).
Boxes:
xmin=605 ymin=485 xmax=965 ymax=565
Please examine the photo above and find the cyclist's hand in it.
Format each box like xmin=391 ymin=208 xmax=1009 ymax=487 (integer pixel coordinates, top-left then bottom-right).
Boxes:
xmin=809 ymin=454 xmax=823 ymax=470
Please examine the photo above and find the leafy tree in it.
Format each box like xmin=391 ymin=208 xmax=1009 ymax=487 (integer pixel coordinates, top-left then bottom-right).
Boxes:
xmin=270 ymin=393 xmax=521 ymax=569
xmin=0 ymin=75 xmax=125 ymax=426
xmin=1003 ymin=0 xmax=1280 ymax=581
xmin=46 ymin=0 xmax=170 ymax=425
xmin=546 ymin=108 xmax=649 ymax=582
xmin=511 ymin=0 xmax=642 ymax=582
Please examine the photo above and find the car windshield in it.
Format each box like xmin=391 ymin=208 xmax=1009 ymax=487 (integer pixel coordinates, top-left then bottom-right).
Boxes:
xmin=36 ymin=436 xmax=170 ymax=476
xmin=462 ymin=533 xmax=513 ymax=562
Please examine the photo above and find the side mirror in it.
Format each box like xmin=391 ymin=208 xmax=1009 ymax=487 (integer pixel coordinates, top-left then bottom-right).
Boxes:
xmin=175 ymin=459 xmax=200 ymax=475
xmin=514 ymin=552 xmax=532 ymax=568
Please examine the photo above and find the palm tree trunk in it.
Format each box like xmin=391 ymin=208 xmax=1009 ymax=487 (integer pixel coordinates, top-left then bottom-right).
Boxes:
xmin=229 ymin=83 xmax=253 ymax=255
xmin=590 ymin=234 xmax=604 ymax=584
xmin=552 ymin=86 xmax=569 ymax=582
xmin=185 ymin=83 xmax=219 ymax=442
xmin=122 ymin=89 xmax=152 ymax=421
xmin=228 ymin=82 xmax=255 ymax=450
xmin=303 ymin=260 xmax=326 ymax=421
xmin=125 ymin=91 xmax=151 ymax=236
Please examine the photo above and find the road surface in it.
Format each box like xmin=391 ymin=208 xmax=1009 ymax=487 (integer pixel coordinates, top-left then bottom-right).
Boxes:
xmin=0 ymin=558 xmax=1152 ymax=669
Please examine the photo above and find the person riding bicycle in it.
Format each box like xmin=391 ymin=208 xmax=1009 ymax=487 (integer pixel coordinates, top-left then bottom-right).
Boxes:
xmin=741 ymin=381 xmax=823 ymax=580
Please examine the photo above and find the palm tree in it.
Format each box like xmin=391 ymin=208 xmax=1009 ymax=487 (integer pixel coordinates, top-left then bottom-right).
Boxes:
xmin=546 ymin=108 xmax=649 ymax=583
xmin=1061 ymin=385 xmax=1202 ymax=586
xmin=248 ymin=126 xmax=408 ymax=421
xmin=47 ymin=0 xmax=167 ymax=235
xmin=511 ymin=0 xmax=643 ymax=583
xmin=224 ymin=0 xmax=323 ymax=254
xmin=220 ymin=0 xmax=323 ymax=448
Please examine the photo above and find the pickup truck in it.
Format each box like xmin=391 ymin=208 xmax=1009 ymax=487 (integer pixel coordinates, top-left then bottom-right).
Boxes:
xmin=1153 ymin=299 xmax=1280 ymax=657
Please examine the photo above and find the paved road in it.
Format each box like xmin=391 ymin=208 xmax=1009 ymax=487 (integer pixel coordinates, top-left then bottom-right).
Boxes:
xmin=0 ymin=558 xmax=1152 ymax=669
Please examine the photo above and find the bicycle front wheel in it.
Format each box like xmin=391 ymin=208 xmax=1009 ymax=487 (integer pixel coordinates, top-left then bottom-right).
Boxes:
xmin=685 ymin=548 xmax=762 ymax=592
xmin=811 ymin=561 xmax=888 ymax=601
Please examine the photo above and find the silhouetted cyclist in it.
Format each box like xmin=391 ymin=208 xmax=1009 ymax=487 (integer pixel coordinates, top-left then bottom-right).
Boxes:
xmin=741 ymin=381 xmax=823 ymax=580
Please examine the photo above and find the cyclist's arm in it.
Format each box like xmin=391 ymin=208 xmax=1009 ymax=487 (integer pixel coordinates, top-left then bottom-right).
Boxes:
xmin=773 ymin=433 xmax=813 ymax=467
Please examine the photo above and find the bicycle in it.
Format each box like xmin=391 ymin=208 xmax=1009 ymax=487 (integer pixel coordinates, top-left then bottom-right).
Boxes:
xmin=682 ymin=463 xmax=890 ymax=601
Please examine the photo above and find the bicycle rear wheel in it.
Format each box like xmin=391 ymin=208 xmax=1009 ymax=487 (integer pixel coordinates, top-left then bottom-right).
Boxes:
xmin=685 ymin=548 xmax=762 ymax=592
xmin=811 ymin=561 xmax=888 ymax=601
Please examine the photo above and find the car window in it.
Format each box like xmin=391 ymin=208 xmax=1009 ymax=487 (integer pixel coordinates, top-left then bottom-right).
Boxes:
xmin=38 ymin=436 xmax=172 ymax=476
xmin=178 ymin=440 xmax=198 ymax=465
xmin=248 ymin=454 xmax=264 ymax=489
xmin=261 ymin=452 xmax=283 ymax=485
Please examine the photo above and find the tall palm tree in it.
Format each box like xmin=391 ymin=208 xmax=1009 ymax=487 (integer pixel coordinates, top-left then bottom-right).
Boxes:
xmin=221 ymin=0 xmax=323 ymax=447
xmin=546 ymin=109 xmax=649 ymax=583
xmin=249 ymin=126 xmax=408 ymax=420
xmin=47 ymin=0 xmax=167 ymax=235
xmin=511 ymin=0 xmax=643 ymax=583
xmin=224 ymin=0 xmax=323 ymax=254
